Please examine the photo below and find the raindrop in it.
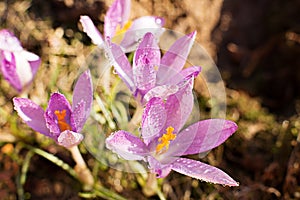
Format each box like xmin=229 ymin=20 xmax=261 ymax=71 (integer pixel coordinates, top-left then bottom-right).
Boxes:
xmin=155 ymin=18 xmax=162 ymax=25
xmin=112 ymin=68 xmax=118 ymax=74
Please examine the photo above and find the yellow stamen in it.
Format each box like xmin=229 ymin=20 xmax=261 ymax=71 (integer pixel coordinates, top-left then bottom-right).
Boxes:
xmin=54 ymin=110 xmax=72 ymax=132
xmin=156 ymin=126 xmax=176 ymax=154
xmin=112 ymin=20 xmax=132 ymax=43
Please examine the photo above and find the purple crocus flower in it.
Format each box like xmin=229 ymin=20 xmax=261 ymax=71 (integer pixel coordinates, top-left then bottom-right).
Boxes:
xmin=110 ymin=31 xmax=201 ymax=104
xmin=0 ymin=29 xmax=41 ymax=92
xmin=80 ymin=0 xmax=164 ymax=51
xmin=13 ymin=70 xmax=93 ymax=148
xmin=106 ymin=77 xmax=238 ymax=186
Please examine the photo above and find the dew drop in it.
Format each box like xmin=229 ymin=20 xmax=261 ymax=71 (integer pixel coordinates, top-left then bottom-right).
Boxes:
xmin=112 ymin=69 xmax=118 ymax=74
xmin=155 ymin=18 xmax=162 ymax=25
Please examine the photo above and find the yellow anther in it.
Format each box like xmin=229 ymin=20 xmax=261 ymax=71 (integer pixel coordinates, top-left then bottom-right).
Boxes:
xmin=156 ymin=126 xmax=176 ymax=154
xmin=54 ymin=110 xmax=72 ymax=132
xmin=115 ymin=20 xmax=132 ymax=35
xmin=113 ymin=21 xmax=133 ymax=43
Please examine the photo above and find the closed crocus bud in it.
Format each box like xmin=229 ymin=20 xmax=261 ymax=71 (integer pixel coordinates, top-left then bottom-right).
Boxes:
xmin=0 ymin=29 xmax=41 ymax=92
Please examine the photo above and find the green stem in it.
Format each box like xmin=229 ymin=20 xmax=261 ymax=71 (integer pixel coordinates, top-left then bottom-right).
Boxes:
xmin=156 ymin=188 xmax=167 ymax=200
xmin=21 ymin=143 xmax=78 ymax=179
xmin=16 ymin=150 xmax=34 ymax=200
xmin=95 ymin=93 xmax=116 ymax=130
xmin=93 ymin=184 xmax=127 ymax=200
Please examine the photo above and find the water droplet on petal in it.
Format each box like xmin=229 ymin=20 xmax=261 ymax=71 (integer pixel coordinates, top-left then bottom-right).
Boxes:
xmin=155 ymin=18 xmax=162 ymax=25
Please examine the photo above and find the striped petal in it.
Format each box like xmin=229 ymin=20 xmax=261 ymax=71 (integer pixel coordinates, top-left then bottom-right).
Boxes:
xmin=157 ymin=31 xmax=196 ymax=85
xmin=172 ymin=158 xmax=239 ymax=186
xmin=106 ymin=130 xmax=148 ymax=160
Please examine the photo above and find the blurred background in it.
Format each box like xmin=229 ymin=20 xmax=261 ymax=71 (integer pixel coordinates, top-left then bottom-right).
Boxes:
xmin=0 ymin=0 xmax=300 ymax=199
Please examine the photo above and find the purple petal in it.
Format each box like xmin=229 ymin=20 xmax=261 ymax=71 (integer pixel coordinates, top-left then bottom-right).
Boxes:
xmin=14 ymin=51 xmax=35 ymax=89
xmin=80 ymin=15 xmax=104 ymax=46
xmin=45 ymin=93 xmax=73 ymax=137
xmin=106 ymin=130 xmax=148 ymax=160
xmin=172 ymin=158 xmax=239 ymax=186
xmin=0 ymin=51 xmax=22 ymax=91
xmin=110 ymin=42 xmax=135 ymax=92
xmin=144 ymin=84 xmax=179 ymax=102
xmin=133 ymin=33 xmax=160 ymax=92
xmin=166 ymin=66 xmax=201 ymax=85
xmin=72 ymin=70 xmax=93 ymax=122
xmin=57 ymin=130 xmax=84 ymax=148
xmin=157 ymin=31 xmax=196 ymax=85
xmin=13 ymin=97 xmax=50 ymax=137
xmin=168 ymin=119 xmax=238 ymax=157
xmin=164 ymin=77 xmax=194 ymax=132
xmin=72 ymin=100 xmax=86 ymax=132
xmin=120 ymin=16 xmax=165 ymax=51
xmin=22 ymin=50 xmax=41 ymax=75
xmin=147 ymin=156 xmax=172 ymax=178
xmin=141 ymin=97 xmax=167 ymax=145
xmin=104 ymin=0 xmax=131 ymax=38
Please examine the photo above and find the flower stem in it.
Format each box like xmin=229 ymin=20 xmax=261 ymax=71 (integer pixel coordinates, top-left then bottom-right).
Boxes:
xmin=21 ymin=143 xmax=78 ymax=179
xmin=68 ymin=145 xmax=95 ymax=191
xmin=128 ymin=102 xmax=144 ymax=132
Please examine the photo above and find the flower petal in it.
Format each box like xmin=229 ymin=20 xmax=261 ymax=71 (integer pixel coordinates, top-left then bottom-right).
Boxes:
xmin=57 ymin=130 xmax=84 ymax=148
xmin=72 ymin=100 xmax=86 ymax=132
xmin=0 ymin=29 xmax=22 ymax=51
xmin=13 ymin=97 xmax=50 ymax=137
xmin=72 ymin=70 xmax=93 ymax=123
xmin=106 ymin=130 xmax=148 ymax=160
xmin=0 ymin=51 xmax=22 ymax=91
xmin=110 ymin=42 xmax=135 ymax=92
xmin=45 ymin=93 xmax=73 ymax=137
xmin=22 ymin=50 xmax=41 ymax=76
xmin=104 ymin=0 xmax=131 ymax=38
xmin=14 ymin=51 xmax=33 ymax=89
xmin=166 ymin=66 xmax=201 ymax=85
xmin=147 ymin=156 xmax=172 ymax=178
xmin=120 ymin=16 xmax=165 ymax=51
xmin=157 ymin=31 xmax=196 ymax=85
xmin=80 ymin=15 xmax=104 ymax=46
xmin=141 ymin=97 xmax=167 ymax=145
xmin=164 ymin=77 xmax=194 ymax=132
xmin=172 ymin=158 xmax=239 ymax=186
xmin=133 ymin=32 xmax=160 ymax=92
xmin=168 ymin=119 xmax=238 ymax=157
xmin=144 ymin=84 xmax=179 ymax=102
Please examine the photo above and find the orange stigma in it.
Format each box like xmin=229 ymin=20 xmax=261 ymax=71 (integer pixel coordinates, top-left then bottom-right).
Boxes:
xmin=156 ymin=126 xmax=176 ymax=154
xmin=54 ymin=110 xmax=72 ymax=132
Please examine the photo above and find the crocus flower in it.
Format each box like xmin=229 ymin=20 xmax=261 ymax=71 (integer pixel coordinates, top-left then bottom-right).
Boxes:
xmin=0 ymin=29 xmax=41 ymax=92
xmin=13 ymin=70 xmax=93 ymax=148
xmin=110 ymin=31 xmax=201 ymax=104
xmin=80 ymin=0 xmax=164 ymax=51
xmin=106 ymin=77 xmax=239 ymax=186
